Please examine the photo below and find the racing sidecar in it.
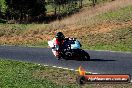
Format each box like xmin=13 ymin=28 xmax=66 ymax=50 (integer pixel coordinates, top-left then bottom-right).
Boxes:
xmin=48 ymin=38 xmax=90 ymax=60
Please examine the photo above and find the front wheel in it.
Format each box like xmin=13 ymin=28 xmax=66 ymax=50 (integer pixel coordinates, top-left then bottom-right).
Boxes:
xmin=83 ymin=54 xmax=90 ymax=61
xmin=81 ymin=51 xmax=90 ymax=61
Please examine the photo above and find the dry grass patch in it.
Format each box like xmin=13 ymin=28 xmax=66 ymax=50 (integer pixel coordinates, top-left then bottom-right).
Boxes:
xmin=33 ymin=68 xmax=78 ymax=85
xmin=51 ymin=0 xmax=132 ymax=28
xmin=0 ymin=0 xmax=132 ymax=51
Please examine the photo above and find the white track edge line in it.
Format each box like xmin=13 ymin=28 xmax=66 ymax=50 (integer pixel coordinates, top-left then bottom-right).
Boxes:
xmin=42 ymin=64 xmax=132 ymax=83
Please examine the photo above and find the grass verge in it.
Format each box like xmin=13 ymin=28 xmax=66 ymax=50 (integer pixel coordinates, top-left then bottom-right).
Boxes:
xmin=0 ymin=59 xmax=78 ymax=88
xmin=0 ymin=59 xmax=132 ymax=88
xmin=0 ymin=2 xmax=132 ymax=52
xmin=82 ymin=26 xmax=132 ymax=52
xmin=96 ymin=5 xmax=132 ymax=22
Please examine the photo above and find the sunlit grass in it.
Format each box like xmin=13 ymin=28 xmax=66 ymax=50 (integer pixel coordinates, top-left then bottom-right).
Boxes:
xmin=0 ymin=1 xmax=132 ymax=52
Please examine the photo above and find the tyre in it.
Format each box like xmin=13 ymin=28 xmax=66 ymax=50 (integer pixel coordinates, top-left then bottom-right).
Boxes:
xmin=56 ymin=54 xmax=63 ymax=60
xmin=80 ymin=50 xmax=90 ymax=61
xmin=83 ymin=53 xmax=90 ymax=61
xmin=76 ymin=76 xmax=86 ymax=85
xmin=56 ymin=57 xmax=61 ymax=60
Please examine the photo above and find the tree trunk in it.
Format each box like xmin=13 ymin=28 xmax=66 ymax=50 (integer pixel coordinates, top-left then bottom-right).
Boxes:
xmin=54 ymin=5 xmax=57 ymax=15
xmin=92 ymin=0 xmax=96 ymax=7
xmin=81 ymin=0 xmax=83 ymax=8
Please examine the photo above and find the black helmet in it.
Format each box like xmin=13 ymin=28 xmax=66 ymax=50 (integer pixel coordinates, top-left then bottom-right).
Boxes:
xmin=55 ymin=32 xmax=65 ymax=39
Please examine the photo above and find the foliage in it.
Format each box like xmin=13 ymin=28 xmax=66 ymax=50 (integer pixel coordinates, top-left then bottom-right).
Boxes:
xmin=5 ymin=0 xmax=46 ymax=21
xmin=0 ymin=0 xmax=7 ymax=15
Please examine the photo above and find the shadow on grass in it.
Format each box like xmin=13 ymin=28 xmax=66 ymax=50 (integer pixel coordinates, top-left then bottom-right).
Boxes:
xmin=43 ymin=8 xmax=80 ymax=23
xmin=2 ymin=8 xmax=80 ymax=24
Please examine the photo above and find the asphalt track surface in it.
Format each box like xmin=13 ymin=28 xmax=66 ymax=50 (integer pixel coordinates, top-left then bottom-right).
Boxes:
xmin=0 ymin=46 xmax=132 ymax=75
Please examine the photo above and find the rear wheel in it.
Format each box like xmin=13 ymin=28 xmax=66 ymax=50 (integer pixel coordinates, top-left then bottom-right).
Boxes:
xmin=56 ymin=56 xmax=62 ymax=60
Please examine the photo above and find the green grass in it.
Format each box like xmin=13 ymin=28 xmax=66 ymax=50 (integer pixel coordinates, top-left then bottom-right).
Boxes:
xmin=0 ymin=59 xmax=80 ymax=88
xmin=0 ymin=24 xmax=28 ymax=36
xmin=0 ymin=59 xmax=59 ymax=88
xmin=0 ymin=59 xmax=132 ymax=88
xmin=26 ymin=41 xmax=48 ymax=48
xmin=82 ymin=26 xmax=132 ymax=52
xmin=0 ymin=2 xmax=132 ymax=52
xmin=80 ymin=5 xmax=132 ymax=52
xmin=25 ymin=26 xmax=132 ymax=52
xmin=96 ymin=5 xmax=132 ymax=22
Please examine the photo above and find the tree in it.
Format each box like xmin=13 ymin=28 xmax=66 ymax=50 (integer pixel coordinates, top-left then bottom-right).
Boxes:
xmin=0 ymin=0 xmax=7 ymax=17
xmin=0 ymin=1 xmax=2 ymax=17
xmin=92 ymin=0 xmax=97 ymax=7
xmin=5 ymin=0 xmax=46 ymax=22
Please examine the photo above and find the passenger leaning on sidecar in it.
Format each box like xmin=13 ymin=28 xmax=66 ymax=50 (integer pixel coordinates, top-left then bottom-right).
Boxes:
xmin=52 ymin=32 xmax=65 ymax=57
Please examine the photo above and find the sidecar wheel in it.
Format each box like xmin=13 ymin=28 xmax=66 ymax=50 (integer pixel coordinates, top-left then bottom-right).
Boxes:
xmin=56 ymin=57 xmax=61 ymax=60
xmin=56 ymin=55 xmax=63 ymax=60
